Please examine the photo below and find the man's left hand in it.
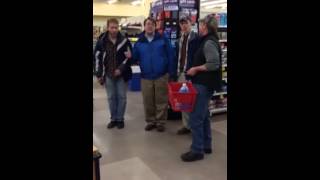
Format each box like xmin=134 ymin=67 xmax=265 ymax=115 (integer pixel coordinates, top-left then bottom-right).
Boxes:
xmin=114 ymin=69 xmax=121 ymax=76
xmin=186 ymin=67 xmax=197 ymax=76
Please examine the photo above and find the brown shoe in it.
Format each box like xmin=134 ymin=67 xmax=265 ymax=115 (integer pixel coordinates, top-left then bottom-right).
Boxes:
xmin=145 ymin=123 xmax=157 ymax=131
xmin=177 ymin=127 xmax=191 ymax=135
xmin=156 ymin=125 xmax=165 ymax=132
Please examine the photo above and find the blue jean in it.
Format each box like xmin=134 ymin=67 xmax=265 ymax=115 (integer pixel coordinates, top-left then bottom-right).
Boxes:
xmin=189 ymin=84 xmax=213 ymax=154
xmin=105 ymin=76 xmax=127 ymax=122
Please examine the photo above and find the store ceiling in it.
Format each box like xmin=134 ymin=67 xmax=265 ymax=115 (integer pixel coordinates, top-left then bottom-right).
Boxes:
xmin=93 ymin=0 xmax=227 ymax=14
xmin=93 ymin=0 xmax=137 ymax=4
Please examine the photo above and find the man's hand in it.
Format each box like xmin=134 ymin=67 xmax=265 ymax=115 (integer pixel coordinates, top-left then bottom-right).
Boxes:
xmin=186 ymin=67 xmax=197 ymax=76
xmin=114 ymin=69 xmax=121 ymax=77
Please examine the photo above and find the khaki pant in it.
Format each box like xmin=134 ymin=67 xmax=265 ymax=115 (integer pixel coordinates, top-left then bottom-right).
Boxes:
xmin=141 ymin=74 xmax=169 ymax=125
xmin=178 ymin=73 xmax=190 ymax=129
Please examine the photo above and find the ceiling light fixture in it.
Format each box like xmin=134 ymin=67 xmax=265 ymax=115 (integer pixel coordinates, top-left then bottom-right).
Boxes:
xmin=107 ymin=0 xmax=118 ymax=4
xmin=201 ymin=0 xmax=227 ymax=7
xmin=205 ymin=3 xmax=227 ymax=9
xmin=131 ymin=0 xmax=142 ymax=6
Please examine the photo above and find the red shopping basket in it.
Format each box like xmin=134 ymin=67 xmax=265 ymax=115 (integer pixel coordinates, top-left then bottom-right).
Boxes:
xmin=168 ymin=82 xmax=198 ymax=112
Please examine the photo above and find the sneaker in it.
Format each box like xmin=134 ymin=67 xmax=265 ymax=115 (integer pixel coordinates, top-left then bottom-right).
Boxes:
xmin=181 ymin=151 xmax=204 ymax=162
xmin=204 ymin=148 xmax=212 ymax=154
xmin=177 ymin=127 xmax=191 ymax=135
xmin=107 ymin=121 xmax=117 ymax=129
xmin=157 ymin=125 xmax=165 ymax=132
xmin=145 ymin=123 xmax=157 ymax=131
xmin=117 ymin=122 xmax=125 ymax=129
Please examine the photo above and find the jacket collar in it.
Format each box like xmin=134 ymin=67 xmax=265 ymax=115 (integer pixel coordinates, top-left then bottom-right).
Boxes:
xmin=138 ymin=31 xmax=162 ymax=43
xmin=102 ymin=31 xmax=125 ymax=45
xmin=101 ymin=32 xmax=127 ymax=52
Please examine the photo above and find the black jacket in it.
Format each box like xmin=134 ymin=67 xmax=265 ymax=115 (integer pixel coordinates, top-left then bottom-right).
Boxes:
xmin=94 ymin=32 xmax=133 ymax=82
xmin=175 ymin=31 xmax=199 ymax=80
xmin=191 ymin=33 xmax=222 ymax=92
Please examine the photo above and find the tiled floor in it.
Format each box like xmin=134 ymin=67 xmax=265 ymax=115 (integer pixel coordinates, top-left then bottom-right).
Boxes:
xmin=93 ymin=80 xmax=227 ymax=180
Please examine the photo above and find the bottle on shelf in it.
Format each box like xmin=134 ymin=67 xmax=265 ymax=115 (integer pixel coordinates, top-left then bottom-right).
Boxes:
xmin=179 ymin=83 xmax=189 ymax=93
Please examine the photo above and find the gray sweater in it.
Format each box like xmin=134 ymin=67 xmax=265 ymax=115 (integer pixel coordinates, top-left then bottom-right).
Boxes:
xmin=203 ymin=40 xmax=220 ymax=71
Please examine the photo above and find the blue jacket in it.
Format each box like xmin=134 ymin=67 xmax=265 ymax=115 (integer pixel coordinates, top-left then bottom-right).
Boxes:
xmin=132 ymin=32 xmax=177 ymax=80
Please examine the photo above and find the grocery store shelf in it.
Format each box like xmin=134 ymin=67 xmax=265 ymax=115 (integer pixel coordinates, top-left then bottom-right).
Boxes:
xmin=218 ymin=27 xmax=227 ymax=32
xmin=210 ymin=107 xmax=227 ymax=115
xmin=219 ymin=39 xmax=227 ymax=42
xmin=214 ymin=107 xmax=227 ymax=113
xmin=121 ymin=26 xmax=142 ymax=30
xmin=222 ymin=49 xmax=227 ymax=52
xmin=213 ymin=92 xmax=227 ymax=96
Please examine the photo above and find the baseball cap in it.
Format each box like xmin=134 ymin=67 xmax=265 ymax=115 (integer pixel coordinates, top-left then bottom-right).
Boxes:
xmin=179 ymin=16 xmax=191 ymax=23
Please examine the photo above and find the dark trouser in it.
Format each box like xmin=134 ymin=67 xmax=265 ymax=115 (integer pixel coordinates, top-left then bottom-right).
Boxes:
xmin=105 ymin=76 xmax=127 ymax=122
xmin=189 ymin=84 xmax=213 ymax=153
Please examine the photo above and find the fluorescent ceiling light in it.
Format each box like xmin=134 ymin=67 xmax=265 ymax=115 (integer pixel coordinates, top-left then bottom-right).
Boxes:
xmin=205 ymin=3 xmax=227 ymax=9
xmin=201 ymin=0 xmax=227 ymax=7
xmin=204 ymin=5 xmax=227 ymax=9
xmin=107 ymin=0 xmax=118 ymax=4
xmin=131 ymin=0 xmax=142 ymax=6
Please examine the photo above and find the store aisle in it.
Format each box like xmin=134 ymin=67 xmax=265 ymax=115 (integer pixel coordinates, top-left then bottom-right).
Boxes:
xmin=93 ymin=80 xmax=227 ymax=180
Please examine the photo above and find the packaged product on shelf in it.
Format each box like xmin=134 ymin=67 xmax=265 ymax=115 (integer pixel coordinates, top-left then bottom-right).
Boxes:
xmin=171 ymin=27 xmax=177 ymax=39
xmin=164 ymin=27 xmax=171 ymax=38
xmin=209 ymin=100 xmax=216 ymax=110
xmin=190 ymin=9 xmax=198 ymax=24
xmin=222 ymin=32 xmax=227 ymax=40
xmin=172 ymin=11 xmax=178 ymax=19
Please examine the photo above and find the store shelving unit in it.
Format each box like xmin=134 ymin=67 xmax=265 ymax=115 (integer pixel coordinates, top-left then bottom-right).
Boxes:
xmin=213 ymin=92 xmax=227 ymax=96
xmin=210 ymin=15 xmax=227 ymax=115
xmin=211 ymin=107 xmax=227 ymax=115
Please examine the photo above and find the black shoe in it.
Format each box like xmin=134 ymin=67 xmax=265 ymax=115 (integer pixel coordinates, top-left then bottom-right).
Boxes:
xmin=145 ymin=123 xmax=157 ymax=131
xmin=181 ymin=151 xmax=204 ymax=162
xmin=117 ymin=122 xmax=124 ymax=129
xmin=177 ymin=127 xmax=191 ymax=135
xmin=157 ymin=125 xmax=165 ymax=132
xmin=204 ymin=148 xmax=212 ymax=154
xmin=107 ymin=121 xmax=117 ymax=129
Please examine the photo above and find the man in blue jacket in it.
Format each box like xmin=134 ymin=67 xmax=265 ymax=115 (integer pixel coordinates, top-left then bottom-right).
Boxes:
xmin=131 ymin=17 xmax=177 ymax=132
xmin=95 ymin=18 xmax=133 ymax=129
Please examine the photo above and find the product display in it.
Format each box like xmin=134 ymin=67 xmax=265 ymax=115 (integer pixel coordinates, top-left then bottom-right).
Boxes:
xmin=151 ymin=0 xmax=199 ymax=52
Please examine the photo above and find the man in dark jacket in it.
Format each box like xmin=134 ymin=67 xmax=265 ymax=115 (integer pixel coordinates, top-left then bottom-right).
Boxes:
xmin=131 ymin=17 xmax=177 ymax=132
xmin=93 ymin=31 xmax=106 ymax=75
xmin=175 ymin=16 xmax=199 ymax=135
xmin=181 ymin=15 xmax=222 ymax=162
xmin=95 ymin=18 xmax=133 ymax=129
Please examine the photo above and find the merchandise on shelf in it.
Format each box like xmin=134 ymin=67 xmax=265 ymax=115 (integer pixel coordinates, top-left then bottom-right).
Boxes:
xmin=150 ymin=0 xmax=199 ymax=52
xmin=216 ymin=13 xmax=227 ymax=27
